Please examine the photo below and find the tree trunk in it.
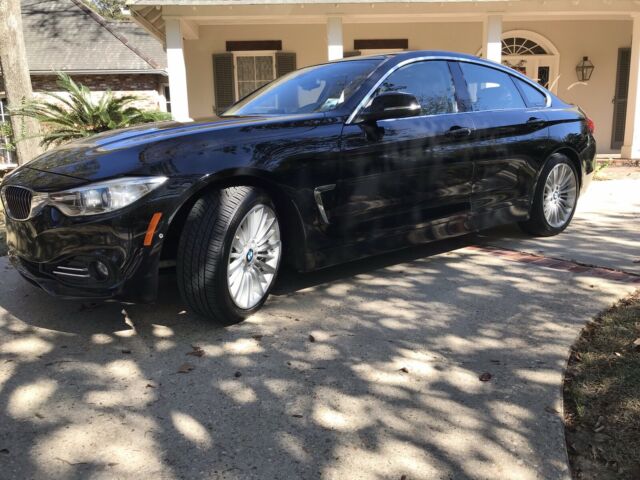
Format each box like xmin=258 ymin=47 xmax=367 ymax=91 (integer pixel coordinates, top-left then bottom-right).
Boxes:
xmin=0 ymin=0 xmax=42 ymax=165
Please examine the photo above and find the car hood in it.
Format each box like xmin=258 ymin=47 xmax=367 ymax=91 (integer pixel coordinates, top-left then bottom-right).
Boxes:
xmin=17 ymin=114 xmax=322 ymax=183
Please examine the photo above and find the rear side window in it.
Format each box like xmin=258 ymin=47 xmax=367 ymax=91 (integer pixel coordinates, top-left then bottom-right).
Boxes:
xmin=459 ymin=63 xmax=525 ymax=111
xmin=376 ymin=60 xmax=458 ymax=116
xmin=514 ymin=78 xmax=548 ymax=108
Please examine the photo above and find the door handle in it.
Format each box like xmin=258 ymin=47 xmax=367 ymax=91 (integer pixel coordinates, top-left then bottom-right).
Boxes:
xmin=445 ymin=126 xmax=472 ymax=138
xmin=526 ymin=117 xmax=545 ymax=128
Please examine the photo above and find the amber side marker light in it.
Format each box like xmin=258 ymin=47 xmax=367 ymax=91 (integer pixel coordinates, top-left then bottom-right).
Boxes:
xmin=144 ymin=212 xmax=163 ymax=246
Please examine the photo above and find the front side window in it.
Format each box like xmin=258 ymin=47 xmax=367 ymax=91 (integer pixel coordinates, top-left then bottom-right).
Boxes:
xmin=374 ymin=60 xmax=458 ymax=116
xmin=224 ymin=59 xmax=382 ymax=116
xmin=459 ymin=62 xmax=525 ymax=111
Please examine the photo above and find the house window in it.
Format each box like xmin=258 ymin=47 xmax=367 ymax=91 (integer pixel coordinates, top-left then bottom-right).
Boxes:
xmin=501 ymin=37 xmax=547 ymax=55
xmin=163 ymin=85 xmax=171 ymax=113
xmin=0 ymin=98 xmax=13 ymax=165
xmin=234 ymin=52 xmax=276 ymax=100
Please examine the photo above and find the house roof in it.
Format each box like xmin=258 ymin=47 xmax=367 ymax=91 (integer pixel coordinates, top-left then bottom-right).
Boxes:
xmin=21 ymin=0 xmax=167 ymax=74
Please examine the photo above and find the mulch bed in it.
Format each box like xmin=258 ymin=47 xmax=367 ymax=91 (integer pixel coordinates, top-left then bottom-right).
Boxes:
xmin=564 ymin=291 xmax=640 ymax=480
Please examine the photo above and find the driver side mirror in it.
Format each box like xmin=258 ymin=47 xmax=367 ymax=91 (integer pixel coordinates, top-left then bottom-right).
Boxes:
xmin=357 ymin=92 xmax=421 ymax=123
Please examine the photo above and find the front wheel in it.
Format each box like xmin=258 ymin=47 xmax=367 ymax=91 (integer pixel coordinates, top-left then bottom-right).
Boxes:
xmin=177 ymin=186 xmax=282 ymax=325
xmin=519 ymin=154 xmax=579 ymax=236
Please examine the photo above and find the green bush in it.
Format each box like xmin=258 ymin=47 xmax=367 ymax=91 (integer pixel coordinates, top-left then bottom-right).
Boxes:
xmin=12 ymin=73 xmax=171 ymax=148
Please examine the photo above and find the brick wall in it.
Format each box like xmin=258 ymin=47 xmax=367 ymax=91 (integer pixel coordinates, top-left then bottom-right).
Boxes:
xmin=0 ymin=74 xmax=169 ymax=110
xmin=1 ymin=73 xmax=168 ymax=111
xmin=30 ymin=73 xmax=165 ymax=92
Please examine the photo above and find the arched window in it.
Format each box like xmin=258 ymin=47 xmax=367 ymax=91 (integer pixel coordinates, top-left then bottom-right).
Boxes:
xmin=502 ymin=37 xmax=547 ymax=56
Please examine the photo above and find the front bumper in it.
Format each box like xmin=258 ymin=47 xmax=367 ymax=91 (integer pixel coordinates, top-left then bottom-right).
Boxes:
xmin=4 ymin=192 xmax=176 ymax=304
xmin=9 ymin=245 xmax=160 ymax=303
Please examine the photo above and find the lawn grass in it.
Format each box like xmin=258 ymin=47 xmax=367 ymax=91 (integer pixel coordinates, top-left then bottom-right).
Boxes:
xmin=564 ymin=291 xmax=640 ymax=480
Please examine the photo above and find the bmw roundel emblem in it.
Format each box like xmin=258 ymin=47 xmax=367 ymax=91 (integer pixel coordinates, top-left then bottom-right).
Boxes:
xmin=246 ymin=249 xmax=254 ymax=262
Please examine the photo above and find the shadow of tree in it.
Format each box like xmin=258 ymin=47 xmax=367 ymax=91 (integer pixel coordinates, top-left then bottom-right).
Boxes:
xmin=478 ymin=179 xmax=640 ymax=275
xmin=0 ymin=228 xmax=634 ymax=479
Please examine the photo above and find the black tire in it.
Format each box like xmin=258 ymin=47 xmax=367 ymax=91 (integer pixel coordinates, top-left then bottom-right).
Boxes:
xmin=519 ymin=153 xmax=579 ymax=237
xmin=176 ymin=186 xmax=281 ymax=325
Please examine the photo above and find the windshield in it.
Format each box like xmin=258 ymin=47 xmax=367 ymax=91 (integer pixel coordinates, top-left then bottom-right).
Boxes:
xmin=223 ymin=59 xmax=383 ymax=116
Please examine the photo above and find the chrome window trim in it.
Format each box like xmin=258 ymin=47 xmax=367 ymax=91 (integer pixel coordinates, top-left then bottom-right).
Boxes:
xmin=346 ymin=55 xmax=552 ymax=125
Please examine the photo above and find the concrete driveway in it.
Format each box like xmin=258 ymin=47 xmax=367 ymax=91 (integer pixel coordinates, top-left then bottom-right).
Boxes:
xmin=0 ymin=178 xmax=638 ymax=480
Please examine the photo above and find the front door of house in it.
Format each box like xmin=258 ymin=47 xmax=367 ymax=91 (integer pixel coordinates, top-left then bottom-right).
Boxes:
xmin=502 ymin=55 xmax=556 ymax=91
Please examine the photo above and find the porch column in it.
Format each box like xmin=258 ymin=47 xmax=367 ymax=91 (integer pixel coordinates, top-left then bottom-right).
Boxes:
xmin=164 ymin=18 xmax=191 ymax=122
xmin=622 ymin=14 xmax=640 ymax=159
xmin=327 ymin=17 xmax=344 ymax=61
xmin=482 ymin=14 xmax=503 ymax=64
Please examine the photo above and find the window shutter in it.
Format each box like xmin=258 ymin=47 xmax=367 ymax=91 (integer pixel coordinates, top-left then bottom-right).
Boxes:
xmin=275 ymin=52 xmax=297 ymax=78
xmin=343 ymin=51 xmax=362 ymax=58
xmin=213 ymin=53 xmax=235 ymax=115
xmin=611 ymin=47 xmax=631 ymax=150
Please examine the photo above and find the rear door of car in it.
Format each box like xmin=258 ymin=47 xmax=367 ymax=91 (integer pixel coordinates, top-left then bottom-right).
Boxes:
xmin=331 ymin=59 xmax=476 ymax=244
xmin=451 ymin=61 xmax=551 ymax=228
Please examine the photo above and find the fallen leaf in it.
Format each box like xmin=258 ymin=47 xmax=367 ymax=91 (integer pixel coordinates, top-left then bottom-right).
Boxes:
xmin=234 ymin=371 xmax=242 ymax=378
xmin=633 ymin=259 xmax=640 ymax=264
xmin=252 ymin=335 xmax=264 ymax=341
xmin=55 ymin=457 xmax=88 ymax=466
xmin=145 ymin=383 xmax=156 ymax=389
xmin=34 ymin=413 xmax=44 ymax=419
xmin=177 ymin=363 xmax=194 ymax=373
xmin=479 ymin=372 xmax=493 ymax=382
xmin=398 ymin=367 xmax=409 ymax=373
xmin=0 ymin=449 xmax=9 ymax=454
xmin=545 ymin=406 xmax=558 ymax=414
xmin=308 ymin=335 xmax=316 ymax=343
xmin=292 ymin=414 xmax=303 ymax=418
xmin=121 ymin=349 xmax=131 ymax=354
xmin=187 ymin=346 xmax=205 ymax=357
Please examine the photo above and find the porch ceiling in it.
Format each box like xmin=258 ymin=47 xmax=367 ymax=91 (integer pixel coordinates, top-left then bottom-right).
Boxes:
xmin=128 ymin=0 xmax=640 ymax=42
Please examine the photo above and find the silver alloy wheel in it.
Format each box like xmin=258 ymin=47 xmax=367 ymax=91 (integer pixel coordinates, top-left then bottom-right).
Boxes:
xmin=542 ymin=163 xmax=577 ymax=228
xmin=227 ymin=204 xmax=281 ymax=310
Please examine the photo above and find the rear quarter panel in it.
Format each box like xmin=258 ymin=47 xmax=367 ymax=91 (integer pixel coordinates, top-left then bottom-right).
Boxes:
xmin=545 ymin=105 xmax=597 ymax=189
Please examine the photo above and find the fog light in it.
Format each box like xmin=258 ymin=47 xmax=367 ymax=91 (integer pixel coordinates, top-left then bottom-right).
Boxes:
xmin=94 ymin=261 xmax=109 ymax=280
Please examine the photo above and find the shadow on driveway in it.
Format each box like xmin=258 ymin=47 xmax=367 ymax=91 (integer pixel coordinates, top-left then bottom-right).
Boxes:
xmin=0 ymin=227 xmax=634 ymax=479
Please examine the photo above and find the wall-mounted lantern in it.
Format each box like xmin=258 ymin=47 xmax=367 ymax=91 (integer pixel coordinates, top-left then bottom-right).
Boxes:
xmin=576 ymin=56 xmax=595 ymax=81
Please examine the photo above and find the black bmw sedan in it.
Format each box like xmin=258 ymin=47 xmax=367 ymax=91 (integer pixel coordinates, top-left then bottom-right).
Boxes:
xmin=1 ymin=51 xmax=595 ymax=324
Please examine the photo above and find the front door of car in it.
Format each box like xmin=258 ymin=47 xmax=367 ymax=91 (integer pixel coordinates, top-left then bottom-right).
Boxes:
xmin=329 ymin=60 xmax=476 ymax=244
xmin=452 ymin=61 xmax=551 ymax=228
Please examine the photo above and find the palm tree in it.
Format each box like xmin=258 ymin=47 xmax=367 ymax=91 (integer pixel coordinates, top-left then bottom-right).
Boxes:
xmin=13 ymin=73 xmax=171 ymax=148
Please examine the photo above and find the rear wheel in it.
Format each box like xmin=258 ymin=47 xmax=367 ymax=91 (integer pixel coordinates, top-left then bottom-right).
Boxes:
xmin=519 ymin=154 xmax=578 ymax=236
xmin=177 ymin=186 xmax=282 ymax=325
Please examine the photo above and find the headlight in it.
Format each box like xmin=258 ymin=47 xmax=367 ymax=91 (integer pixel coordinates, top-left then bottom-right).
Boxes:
xmin=47 ymin=176 xmax=167 ymax=216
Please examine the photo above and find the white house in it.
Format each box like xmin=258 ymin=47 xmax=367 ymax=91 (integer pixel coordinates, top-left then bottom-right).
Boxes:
xmin=129 ymin=0 xmax=640 ymax=158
